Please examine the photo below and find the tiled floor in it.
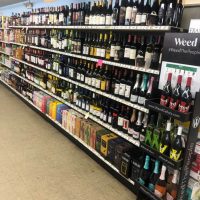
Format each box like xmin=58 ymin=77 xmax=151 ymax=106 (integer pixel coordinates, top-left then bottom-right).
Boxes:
xmin=0 ymin=84 xmax=136 ymax=200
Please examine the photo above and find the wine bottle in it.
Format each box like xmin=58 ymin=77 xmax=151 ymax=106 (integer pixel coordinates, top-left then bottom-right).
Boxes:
xmin=154 ymin=165 xmax=167 ymax=198
xmin=158 ymin=0 xmax=167 ymax=25
xmin=130 ymin=74 xmax=140 ymax=103
xmin=146 ymin=76 xmax=155 ymax=100
xmin=112 ymin=0 xmax=120 ymax=25
xmin=148 ymin=160 xmax=160 ymax=192
xmin=147 ymin=0 xmax=159 ymax=25
xmin=138 ymin=74 xmax=148 ymax=105
xmin=124 ymin=34 xmax=132 ymax=64
xmin=172 ymin=0 xmax=184 ymax=27
xmin=160 ymin=121 xmax=171 ymax=156
xmin=178 ymin=77 xmax=192 ymax=113
xmin=145 ymin=36 xmax=153 ymax=69
xmin=132 ymin=111 xmax=143 ymax=141
xmin=138 ymin=155 xmax=150 ymax=186
xmin=166 ymin=170 xmax=179 ymax=200
xmin=122 ymin=106 xmax=131 ymax=134
xmin=106 ymin=0 xmax=113 ymax=25
xmin=135 ymin=0 xmax=144 ymax=25
xmin=135 ymin=36 xmax=146 ymax=68
xmin=165 ymin=0 xmax=176 ymax=26
xmin=140 ymin=113 xmax=148 ymax=142
xmin=145 ymin=114 xmax=156 ymax=146
xmin=124 ymin=70 xmax=134 ymax=100
xmin=170 ymin=126 xmax=184 ymax=161
xmin=169 ymin=75 xmax=182 ymax=110
xmin=130 ymin=0 xmax=138 ymax=25
xmin=119 ymin=69 xmax=128 ymax=98
xmin=160 ymin=73 xmax=172 ymax=107
xmin=128 ymin=108 xmax=137 ymax=136
xmin=125 ymin=0 xmax=133 ymax=25
xmin=119 ymin=0 xmax=127 ymax=25
xmin=141 ymin=0 xmax=151 ymax=25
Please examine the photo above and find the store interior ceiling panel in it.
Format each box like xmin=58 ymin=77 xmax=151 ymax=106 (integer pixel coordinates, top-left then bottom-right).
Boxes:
xmin=0 ymin=0 xmax=26 ymax=7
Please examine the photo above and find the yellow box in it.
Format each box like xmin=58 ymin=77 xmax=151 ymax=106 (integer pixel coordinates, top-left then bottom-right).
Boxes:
xmin=100 ymin=133 xmax=118 ymax=157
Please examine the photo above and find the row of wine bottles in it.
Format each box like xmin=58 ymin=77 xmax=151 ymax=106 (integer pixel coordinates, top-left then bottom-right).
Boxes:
xmin=160 ymin=73 xmax=192 ymax=113
xmin=139 ymin=155 xmax=179 ymax=199
xmin=10 ymin=0 xmax=184 ymax=27
xmin=6 ymin=28 xmax=163 ymax=69
xmin=15 ymin=50 xmax=159 ymax=105
xmin=145 ymin=117 xmax=185 ymax=161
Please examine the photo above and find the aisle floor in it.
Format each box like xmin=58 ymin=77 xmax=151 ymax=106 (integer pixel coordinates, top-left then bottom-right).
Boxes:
xmin=0 ymin=84 xmax=136 ymax=200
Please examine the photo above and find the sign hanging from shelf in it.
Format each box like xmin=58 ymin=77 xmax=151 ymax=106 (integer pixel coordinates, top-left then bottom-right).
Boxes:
xmin=159 ymin=33 xmax=200 ymax=98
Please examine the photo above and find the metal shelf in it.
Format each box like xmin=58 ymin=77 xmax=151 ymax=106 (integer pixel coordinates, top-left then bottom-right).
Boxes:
xmin=0 ymin=61 xmax=11 ymax=69
xmin=0 ymin=50 xmax=11 ymax=56
xmin=0 ymin=78 xmax=135 ymax=188
xmin=11 ymin=56 xmax=149 ymax=113
xmin=9 ymin=42 xmax=159 ymax=75
xmin=8 ymin=70 xmax=140 ymax=147
xmin=9 ymin=25 xmax=180 ymax=32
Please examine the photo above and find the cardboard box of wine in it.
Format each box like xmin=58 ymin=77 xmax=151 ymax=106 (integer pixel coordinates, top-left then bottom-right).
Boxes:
xmin=90 ymin=124 xmax=103 ymax=149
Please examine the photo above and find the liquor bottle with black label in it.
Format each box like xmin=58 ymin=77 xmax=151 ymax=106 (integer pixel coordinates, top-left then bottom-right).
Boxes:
xmin=130 ymin=73 xmax=140 ymax=103
xmin=158 ymin=0 xmax=167 ymax=25
xmin=154 ymin=165 xmax=167 ymax=198
xmin=170 ymin=126 xmax=184 ymax=161
xmin=160 ymin=121 xmax=171 ymax=156
xmin=169 ymin=75 xmax=182 ymax=110
xmin=138 ymin=155 xmax=150 ymax=186
xmin=172 ymin=0 xmax=184 ymax=27
xmin=178 ymin=77 xmax=192 ymax=113
xmin=148 ymin=160 xmax=160 ymax=192
xmin=160 ymin=72 xmax=172 ymax=107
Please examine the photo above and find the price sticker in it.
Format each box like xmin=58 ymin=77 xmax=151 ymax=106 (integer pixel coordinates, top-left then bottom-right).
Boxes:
xmin=97 ymin=59 xmax=103 ymax=67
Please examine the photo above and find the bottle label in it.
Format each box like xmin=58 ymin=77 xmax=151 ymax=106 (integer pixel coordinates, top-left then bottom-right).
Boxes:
xmin=86 ymin=104 xmax=90 ymax=111
xmin=81 ymin=74 xmax=85 ymax=82
xmin=95 ymin=79 xmax=101 ymax=89
xmin=138 ymin=178 xmax=145 ymax=186
xmin=166 ymin=193 xmax=175 ymax=200
xmin=123 ymin=119 xmax=129 ymax=130
xmin=114 ymin=46 xmax=120 ymax=61
xmin=128 ymin=127 xmax=134 ymax=136
xmin=100 ymin=112 xmax=104 ymax=120
xmin=106 ymin=49 xmax=111 ymax=60
xmin=170 ymin=149 xmax=182 ymax=161
xmin=141 ymin=14 xmax=147 ymax=24
xmin=138 ymin=96 xmax=146 ymax=105
xmin=87 ymin=77 xmax=92 ymax=85
xmin=129 ymin=49 xmax=136 ymax=60
xmin=100 ymin=15 xmax=106 ymax=25
xmin=169 ymin=98 xmax=180 ymax=110
xmin=85 ymin=77 xmax=88 ymax=85
xmin=160 ymin=95 xmax=170 ymax=106
xmin=124 ymin=48 xmax=131 ymax=58
xmin=117 ymin=116 xmax=123 ymax=126
xmin=92 ymin=78 xmax=96 ymax=87
xmin=130 ymin=94 xmax=138 ymax=103
xmin=178 ymin=101 xmax=191 ymax=113
xmin=59 ymin=13 xmax=64 ymax=22
xmin=77 ymin=73 xmax=81 ymax=80
xmin=101 ymin=80 xmax=106 ymax=91
xmin=106 ymin=15 xmax=112 ymax=25
xmin=85 ymin=16 xmax=89 ymax=25
xmin=125 ymin=7 xmax=132 ymax=25
xmin=103 ymin=113 xmax=107 ymax=122
xmin=114 ymin=83 xmax=120 ymax=95
xmin=101 ymin=49 xmax=106 ymax=58
xmin=125 ymin=85 xmax=131 ymax=98
xmin=96 ymin=15 xmax=100 ymax=25
xmin=110 ymin=45 xmax=116 ymax=57
xmin=112 ymin=9 xmax=118 ymax=25
xmin=145 ymin=52 xmax=152 ymax=68
xmin=132 ymin=130 xmax=140 ymax=139
xmin=96 ymin=48 xmax=101 ymax=57
xmin=119 ymin=7 xmax=126 ymax=25
xmin=160 ymin=144 xmax=169 ymax=154
xmin=135 ymin=13 xmax=142 ymax=24
xmin=130 ymin=7 xmax=137 ymax=24
xmin=140 ymin=134 xmax=145 ymax=142
xmin=108 ymin=116 xmax=112 ymax=124
xmin=119 ymin=83 xmax=126 ymax=96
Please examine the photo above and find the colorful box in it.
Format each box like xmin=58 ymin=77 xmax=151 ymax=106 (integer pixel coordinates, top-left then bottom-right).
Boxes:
xmin=90 ymin=124 xmax=102 ymax=149
xmin=95 ymin=129 xmax=110 ymax=153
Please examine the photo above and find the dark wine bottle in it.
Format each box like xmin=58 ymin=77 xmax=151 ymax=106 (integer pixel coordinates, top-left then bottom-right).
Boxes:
xmin=165 ymin=0 xmax=176 ymax=26
xmin=172 ymin=0 xmax=184 ymax=27
xmin=130 ymin=73 xmax=140 ymax=103
xmin=132 ymin=111 xmax=143 ymax=141
xmin=169 ymin=75 xmax=182 ymax=110
xmin=178 ymin=77 xmax=192 ymax=113
xmin=112 ymin=0 xmax=120 ymax=25
xmin=138 ymin=155 xmax=150 ymax=186
xmin=157 ymin=0 xmax=167 ymax=25
xmin=119 ymin=0 xmax=127 ymax=25
xmin=160 ymin=72 xmax=172 ymax=107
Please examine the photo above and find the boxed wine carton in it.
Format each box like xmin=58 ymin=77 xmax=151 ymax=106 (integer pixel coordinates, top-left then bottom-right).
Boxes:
xmin=89 ymin=123 xmax=103 ymax=149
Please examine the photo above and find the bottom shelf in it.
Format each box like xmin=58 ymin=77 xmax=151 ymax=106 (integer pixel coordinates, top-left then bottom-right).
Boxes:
xmin=0 ymin=79 xmax=136 ymax=192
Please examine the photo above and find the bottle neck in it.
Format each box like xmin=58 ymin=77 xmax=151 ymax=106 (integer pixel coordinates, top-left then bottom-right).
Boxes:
xmin=172 ymin=170 xmax=178 ymax=184
xmin=147 ymin=76 xmax=155 ymax=94
xmin=159 ymin=165 xmax=166 ymax=180
xmin=154 ymin=161 xmax=160 ymax=174
xmin=144 ymin=156 xmax=150 ymax=170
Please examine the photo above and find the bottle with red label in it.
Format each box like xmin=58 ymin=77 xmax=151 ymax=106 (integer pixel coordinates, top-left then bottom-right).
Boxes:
xmin=160 ymin=73 xmax=172 ymax=106
xmin=169 ymin=75 xmax=182 ymax=110
xmin=178 ymin=77 xmax=192 ymax=113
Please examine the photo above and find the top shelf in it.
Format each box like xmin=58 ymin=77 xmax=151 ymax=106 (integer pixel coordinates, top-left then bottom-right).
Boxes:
xmin=9 ymin=25 xmax=183 ymax=32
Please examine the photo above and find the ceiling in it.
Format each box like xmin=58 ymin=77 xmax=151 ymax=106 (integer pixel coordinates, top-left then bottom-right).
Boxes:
xmin=0 ymin=0 xmax=27 ymax=7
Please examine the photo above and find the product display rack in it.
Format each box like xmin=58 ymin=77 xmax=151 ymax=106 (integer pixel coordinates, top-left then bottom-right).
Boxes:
xmin=0 ymin=19 xmax=198 ymax=199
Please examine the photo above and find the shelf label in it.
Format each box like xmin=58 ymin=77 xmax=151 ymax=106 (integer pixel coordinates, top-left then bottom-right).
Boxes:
xmin=97 ymin=59 xmax=103 ymax=67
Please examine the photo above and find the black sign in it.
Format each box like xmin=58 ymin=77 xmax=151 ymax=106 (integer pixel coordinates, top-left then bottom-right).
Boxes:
xmin=162 ymin=33 xmax=200 ymax=66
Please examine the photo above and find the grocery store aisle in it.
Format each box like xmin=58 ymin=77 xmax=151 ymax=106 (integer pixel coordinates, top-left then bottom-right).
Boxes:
xmin=0 ymin=84 xmax=136 ymax=200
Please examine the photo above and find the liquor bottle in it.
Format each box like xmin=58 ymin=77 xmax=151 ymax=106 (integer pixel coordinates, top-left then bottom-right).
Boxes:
xmin=122 ymin=106 xmax=131 ymax=134
xmin=141 ymin=0 xmax=151 ymax=25
xmin=135 ymin=0 xmax=144 ymax=25
xmin=124 ymin=34 xmax=132 ymax=64
xmin=158 ymin=0 xmax=167 ymax=25
xmin=154 ymin=165 xmax=167 ymax=198
xmin=135 ymin=36 xmax=146 ymax=67
xmin=117 ymin=105 xmax=124 ymax=131
xmin=140 ymin=113 xmax=148 ymax=142
xmin=160 ymin=73 xmax=172 ymax=107
xmin=84 ymin=2 xmax=91 ymax=25
xmin=132 ymin=111 xmax=143 ymax=141
xmin=145 ymin=36 xmax=153 ymax=69
xmin=114 ymin=69 xmax=121 ymax=96
xmin=124 ymin=70 xmax=134 ymax=100
xmin=106 ymin=0 xmax=113 ymax=25
xmin=160 ymin=121 xmax=171 ymax=156
xmin=119 ymin=0 xmax=127 ymax=25
xmin=138 ymin=74 xmax=148 ymax=105
xmin=146 ymin=76 xmax=155 ymax=100
xmin=145 ymin=114 xmax=155 ymax=146
xmin=125 ymin=0 xmax=133 ymax=25
xmin=148 ymin=160 xmax=160 ymax=192
xmin=169 ymin=75 xmax=182 ymax=110
xmin=112 ymin=0 xmax=120 ymax=25
xmin=112 ymin=102 xmax=120 ymax=129
xmin=105 ymin=33 xmax=112 ymax=60
xmin=129 ymin=35 xmax=137 ymax=65
xmin=170 ymin=126 xmax=184 ymax=161
xmin=130 ymin=74 xmax=140 ymax=103
xmin=138 ymin=155 xmax=150 ymax=186
xmin=100 ymin=0 xmax=107 ymax=25
xmin=147 ymin=0 xmax=159 ymax=25
xmin=172 ymin=0 xmax=184 ymax=27
xmin=130 ymin=0 xmax=138 ymax=25
xmin=165 ymin=0 xmax=176 ymax=26
xmin=119 ymin=69 xmax=127 ymax=98
xmin=166 ymin=170 xmax=179 ymax=200
xmin=128 ymin=108 xmax=137 ymax=136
